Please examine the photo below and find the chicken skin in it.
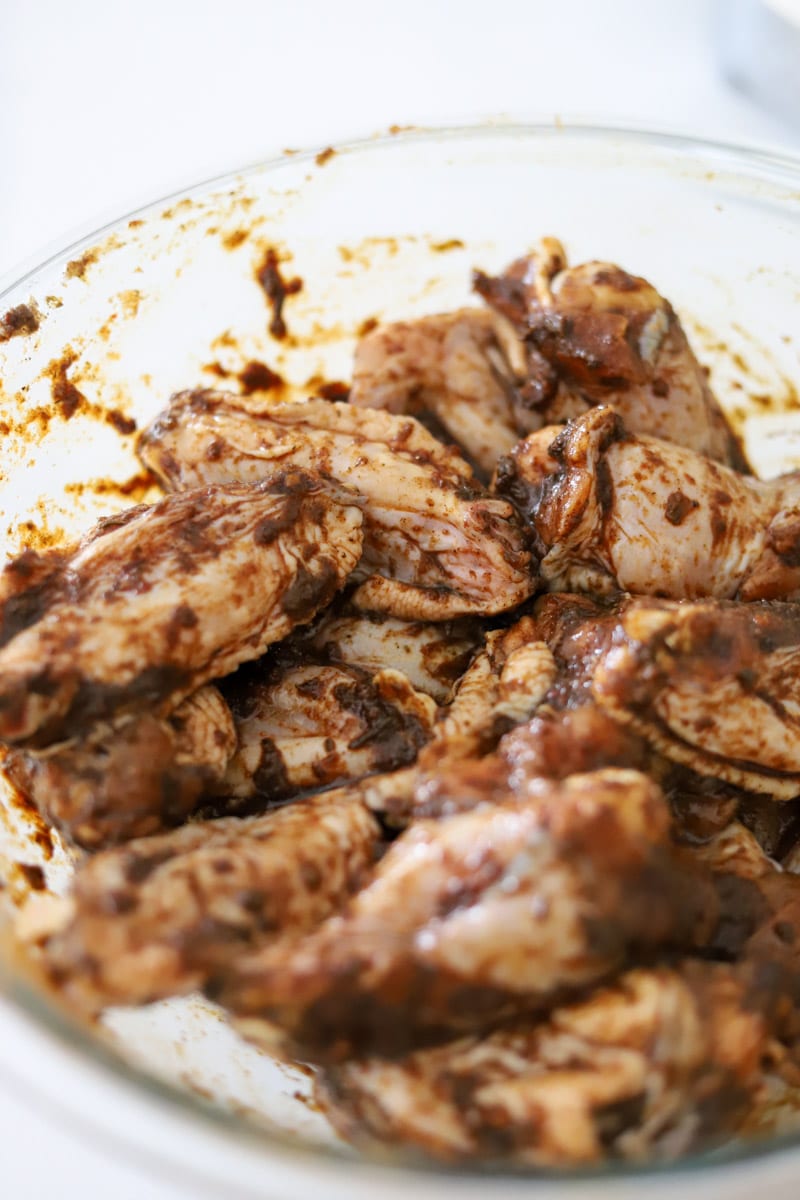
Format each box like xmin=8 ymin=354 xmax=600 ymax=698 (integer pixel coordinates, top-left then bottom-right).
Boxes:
xmin=592 ymin=597 xmax=800 ymax=800
xmin=495 ymin=407 xmax=800 ymax=600
xmin=4 ymin=685 xmax=236 ymax=849
xmin=218 ymin=659 xmax=435 ymax=807
xmin=359 ymin=616 xmax=556 ymax=824
xmin=318 ymin=960 xmax=797 ymax=1165
xmin=216 ymin=771 xmax=722 ymax=1062
xmin=474 ymin=237 xmax=744 ymax=467
xmin=350 ymin=309 xmax=535 ymax=478
xmin=499 ymin=592 xmax=800 ymax=804
xmin=0 ymin=474 xmax=363 ymax=747
xmin=43 ymin=791 xmax=380 ymax=1011
xmin=138 ymin=391 xmax=534 ymax=619
xmin=304 ymin=607 xmax=481 ymax=704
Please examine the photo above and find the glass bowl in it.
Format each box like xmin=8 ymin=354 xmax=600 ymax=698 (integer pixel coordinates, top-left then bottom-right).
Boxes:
xmin=1 ymin=122 xmax=799 ymax=1200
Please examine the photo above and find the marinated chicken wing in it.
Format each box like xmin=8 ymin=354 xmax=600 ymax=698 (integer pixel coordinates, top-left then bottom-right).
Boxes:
xmin=495 ymin=407 xmax=800 ymax=600
xmin=493 ymin=598 xmax=729 ymax=838
xmin=43 ymin=791 xmax=380 ymax=1011
xmin=489 ymin=592 xmax=800 ymax=859
xmin=592 ymin=597 xmax=800 ymax=800
xmin=502 ymin=592 xmax=800 ymax=809
xmin=216 ymin=771 xmax=722 ymax=1061
xmin=138 ymin=391 xmax=534 ymax=619
xmin=217 ymin=659 xmax=435 ymax=807
xmin=0 ymin=474 xmax=363 ymax=747
xmin=305 ymin=608 xmax=481 ymax=703
xmin=474 ymin=238 xmax=745 ymax=467
xmin=491 ymin=594 xmax=647 ymax=783
xmin=360 ymin=616 xmax=556 ymax=824
xmin=350 ymin=309 xmax=535 ymax=478
xmin=318 ymin=960 xmax=797 ymax=1165
xmin=4 ymin=685 xmax=236 ymax=849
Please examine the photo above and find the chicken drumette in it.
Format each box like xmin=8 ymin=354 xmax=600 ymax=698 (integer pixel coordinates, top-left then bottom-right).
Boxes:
xmin=495 ymin=406 xmax=800 ymax=601
xmin=474 ymin=237 xmax=744 ymax=467
xmin=4 ymin=685 xmax=236 ymax=849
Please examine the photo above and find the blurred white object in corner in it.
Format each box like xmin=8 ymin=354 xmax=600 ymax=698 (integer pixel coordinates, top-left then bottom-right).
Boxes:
xmin=717 ymin=0 xmax=800 ymax=129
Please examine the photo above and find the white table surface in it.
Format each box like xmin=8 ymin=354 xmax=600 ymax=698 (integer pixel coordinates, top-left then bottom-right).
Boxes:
xmin=1 ymin=1 xmax=799 ymax=1195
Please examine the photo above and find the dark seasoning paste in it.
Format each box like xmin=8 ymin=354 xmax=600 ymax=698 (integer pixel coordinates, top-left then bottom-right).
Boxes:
xmin=255 ymin=247 xmax=304 ymax=340
xmin=0 ymin=303 xmax=41 ymax=343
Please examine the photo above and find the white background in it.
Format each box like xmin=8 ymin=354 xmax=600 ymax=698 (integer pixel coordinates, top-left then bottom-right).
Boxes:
xmin=1 ymin=1 xmax=799 ymax=1196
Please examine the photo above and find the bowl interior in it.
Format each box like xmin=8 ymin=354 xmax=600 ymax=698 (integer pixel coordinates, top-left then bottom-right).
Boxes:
xmin=1 ymin=124 xmax=800 ymax=1192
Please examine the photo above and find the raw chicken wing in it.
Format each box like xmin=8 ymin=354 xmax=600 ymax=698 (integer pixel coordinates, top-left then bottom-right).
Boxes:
xmin=474 ymin=238 xmax=744 ymax=466
xmin=139 ymin=391 xmax=534 ymax=619
xmin=0 ymin=474 xmax=363 ymax=746
xmin=43 ymin=792 xmax=380 ymax=1011
xmin=494 ymin=407 xmax=800 ymax=599
xmin=216 ymin=770 xmax=720 ymax=1061
xmin=5 ymin=685 xmax=236 ymax=849
xmin=593 ymin=597 xmax=800 ymax=799
xmin=350 ymin=309 xmax=535 ymax=478
xmin=318 ymin=960 xmax=796 ymax=1165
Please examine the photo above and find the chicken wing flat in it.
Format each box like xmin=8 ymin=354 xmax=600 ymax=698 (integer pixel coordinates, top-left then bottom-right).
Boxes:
xmin=318 ymin=960 xmax=797 ymax=1166
xmin=0 ymin=474 xmax=363 ymax=747
xmin=495 ymin=406 xmax=800 ymax=600
xmin=4 ymin=685 xmax=236 ymax=849
xmin=218 ymin=659 xmax=435 ymax=807
xmin=592 ymin=597 xmax=800 ymax=800
xmin=304 ymin=608 xmax=481 ymax=703
xmin=138 ymin=391 xmax=534 ymax=619
xmin=43 ymin=791 xmax=380 ymax=1011
xmin=474 ymin=238 xmax=744 ymax=467
xmin=215 ymin=770 xmax=722 ymax=1062
xmin=350 ymin=309 xmax=535 ymax=479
